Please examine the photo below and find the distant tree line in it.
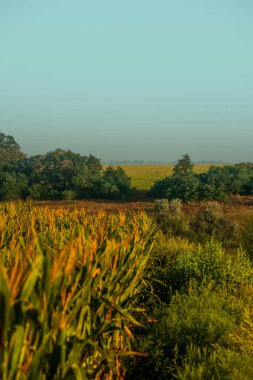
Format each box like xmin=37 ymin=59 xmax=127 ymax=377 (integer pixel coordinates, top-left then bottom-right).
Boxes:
xmin=150 ymin=154 xmax=253 ymax=201
xmin=0 ymin=132 xmax=131 ymax=200
xmin=1 ymin=132 xmax=253 ymax=202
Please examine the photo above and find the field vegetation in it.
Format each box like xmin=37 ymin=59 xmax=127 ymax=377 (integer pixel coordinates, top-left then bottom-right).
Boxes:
xmin=1 ymin=201 xmax=253 ymax=379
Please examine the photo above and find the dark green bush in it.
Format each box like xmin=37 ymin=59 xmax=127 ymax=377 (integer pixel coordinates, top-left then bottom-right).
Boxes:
xmin=94 ymin=166 xmax=132 ymax=199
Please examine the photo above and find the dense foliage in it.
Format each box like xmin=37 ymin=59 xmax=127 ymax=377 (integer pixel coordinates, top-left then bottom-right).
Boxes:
xmin=1 ymin=132 xmax=253 ymax=201
xmin=125 ymin=201 xmax=253 ymax=380
xmin=150 ymin=154 xmax=253 ymax=201
xmin=0 ymin=132 xmax=131 ymax=200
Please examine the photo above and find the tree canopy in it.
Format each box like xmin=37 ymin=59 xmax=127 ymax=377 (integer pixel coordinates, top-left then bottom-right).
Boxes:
xmin=150 ymin=155 xmax=253 ymax=201
xmin=172 ymin=154 xmax=194 ymax=177
xmin=0 ymin=132 xmax=132 ymax=200
xmin=0 ymin=132 xmax=25 ymax=169
xmin=0 ymin=133 xmax=252 ymax=202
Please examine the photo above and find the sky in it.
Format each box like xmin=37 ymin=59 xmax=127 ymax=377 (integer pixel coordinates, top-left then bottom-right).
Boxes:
xmin=0 ymin=0 xmax=253 ymax=162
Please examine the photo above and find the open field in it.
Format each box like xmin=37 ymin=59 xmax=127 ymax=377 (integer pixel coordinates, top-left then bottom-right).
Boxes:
xmin=105 ymin=164 xmax=224 ymax=190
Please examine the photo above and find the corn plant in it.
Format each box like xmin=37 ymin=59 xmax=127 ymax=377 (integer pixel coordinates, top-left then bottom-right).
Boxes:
xmin=0 ymin=201 xmax=155 ymax=379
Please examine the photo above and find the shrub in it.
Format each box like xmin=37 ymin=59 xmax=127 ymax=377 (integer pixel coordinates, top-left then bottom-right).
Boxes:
xmin=190 ymin=202 xmax=239 ymax=243
xmin=240 ymin=216 xmax=253 ymax=260
xmin=166 ymin=241 xmax=252 ymax=295
xmin=153 ymin=198 xmax=170 ymax=211
xmin=148 ymin=239 xmax=252 ymax=300
xmin=126 ymin=291 xmax=245 ymax=380
xmin=153 ymin=199 xmax=189 ymax=237
xmin=147 ymin=236 xmax=195 ymax=303
xmin=175 ymin=345 xmax=253 ymax=380
xmin=61 ymin=189 xmax=76 ymax=200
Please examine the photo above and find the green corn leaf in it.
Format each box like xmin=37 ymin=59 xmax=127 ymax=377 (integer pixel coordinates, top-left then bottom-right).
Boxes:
xmin=28 ymin=333 xmax=52 ymax=380
xmin=21 ymin=255 xmax=43 ymax=305
xmin=8 ymin=325 xmax=25 ymax=380
xmin=71 ymin=363 xmax=87 ymax=380
xmin=0 ymin=267 xmax=10 ymax=351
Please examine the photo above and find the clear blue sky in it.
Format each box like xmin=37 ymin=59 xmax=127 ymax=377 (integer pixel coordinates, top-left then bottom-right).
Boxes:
xmin=1 ymin=0 xmax=253 ymax=162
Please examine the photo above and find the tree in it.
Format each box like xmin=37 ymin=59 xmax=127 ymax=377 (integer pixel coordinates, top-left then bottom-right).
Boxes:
xmin=149 ymin=177 xmax=173 ymax=198
xmin=0 ymin=132 xmax=133 ymax=201
xmin=236 ymin=163 xmax=253 ymax=195
xmin=0 ymin=131 xmax=25 ymax=169
xmin=150 ymin=155 xmax=199 ymax=201
xmin=172 ymin=154 xmax=194 ymax=177
xmin=165 ymin=173 xmax=200 ymax=201
xmin=199 ymin=166 xmax=250 ymax=200
xmin=95 ymin=166 xmax=132 ymax=199
xmin=169 ymin=155 xmax=199 ymax=200
xmin=0 ymin=172 xmax=28 ymax=200
xmin=13 ymin=149 xmax=103 ymax=200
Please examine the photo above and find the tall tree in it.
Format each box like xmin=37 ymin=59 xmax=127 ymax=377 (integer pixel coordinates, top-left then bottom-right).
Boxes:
xmin=0 ymin=132 xmax=25 ymax=169
xmin=172 ymin=154 xmax=194 ymax=177
xmin=150 ymin=154 xmax=199 ymax=201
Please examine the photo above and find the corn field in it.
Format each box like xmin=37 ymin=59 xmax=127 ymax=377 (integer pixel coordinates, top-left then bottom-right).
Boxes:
xmin=0 ymin=201 xmax=155 ymax=380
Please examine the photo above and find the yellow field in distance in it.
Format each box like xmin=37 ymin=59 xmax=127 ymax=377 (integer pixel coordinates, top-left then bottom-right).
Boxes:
xmin=107 ymin=164 xmax=223 ymax=190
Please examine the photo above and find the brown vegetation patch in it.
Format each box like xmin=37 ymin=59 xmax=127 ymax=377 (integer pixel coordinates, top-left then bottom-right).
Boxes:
xmin=34 ymin=199 xmax=154 ymax=212
xmin=34 ymin=196 xmax=253 ymax=219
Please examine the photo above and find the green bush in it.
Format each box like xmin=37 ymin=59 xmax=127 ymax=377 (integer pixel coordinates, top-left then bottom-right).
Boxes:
xmin=175 ymin=345 xmax=253 ymax=380
xmin=147 ymin=239 xmax=252 ymax=305
xmin=165 ymin=241 xmax=252 ymax=295
xmin=126 ymin=290 xmax=246 ymax=379
xmin=61 ymin=189 xmax=76 ymax=200
xmin=147 ymin=236 xmax=194 ymax=302
xmin=240 ymin=217 xmax=253 ymax=260
xmin=127 ymin=217 xmax=253 ymax=380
